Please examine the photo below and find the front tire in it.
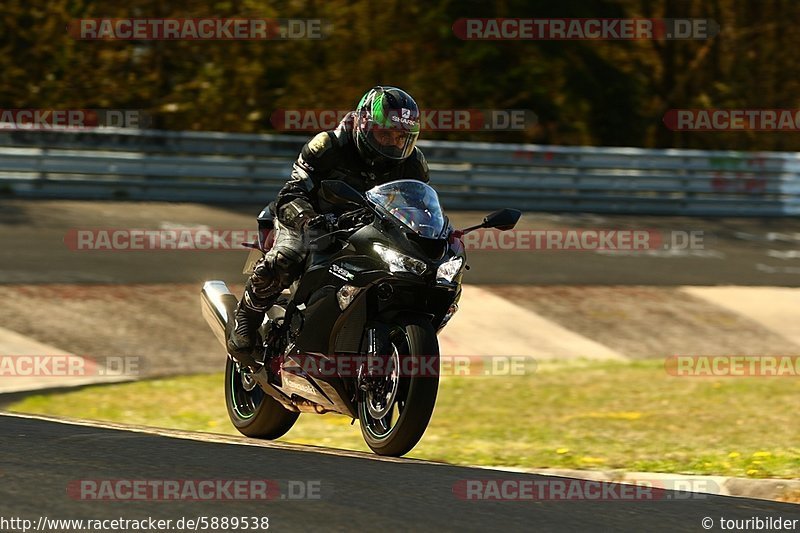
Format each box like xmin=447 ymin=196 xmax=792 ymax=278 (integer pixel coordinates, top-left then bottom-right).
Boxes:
xmin=225 ymin=357 xmax=299 ymax=439
xmin=359 ymin=319 xmax=440 ymax=456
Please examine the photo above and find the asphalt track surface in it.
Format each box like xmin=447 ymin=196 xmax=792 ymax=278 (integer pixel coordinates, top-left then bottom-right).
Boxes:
xmin=3 ymin=200 xmax=800 ymax=532
xmin=1 ymin=414 xmax=799 ymax=532
xmin=2 ymin=199 xmax=800 ymax=286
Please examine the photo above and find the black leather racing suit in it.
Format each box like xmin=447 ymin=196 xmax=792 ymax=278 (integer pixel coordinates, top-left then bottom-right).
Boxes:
xmin=240 ymin=113 xmax=431 ymax=315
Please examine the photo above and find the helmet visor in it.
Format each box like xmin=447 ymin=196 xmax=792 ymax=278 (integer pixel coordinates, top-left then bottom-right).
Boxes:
xmin=363 ymin=124 xmax=419 ymax=160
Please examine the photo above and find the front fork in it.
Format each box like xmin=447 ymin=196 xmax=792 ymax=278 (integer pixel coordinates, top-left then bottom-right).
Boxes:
xmin=357 ymin=326 xmax=392 ymax=394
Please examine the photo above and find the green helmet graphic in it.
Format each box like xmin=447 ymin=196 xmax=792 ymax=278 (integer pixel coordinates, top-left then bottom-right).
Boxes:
xmin=353 ymin=86 xmax=420 ymax=168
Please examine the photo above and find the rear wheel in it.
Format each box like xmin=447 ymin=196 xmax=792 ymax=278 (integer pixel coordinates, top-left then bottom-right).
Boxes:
xmin=225 ymin=357 xmax=299 ymax=439
xmin=358 ymin=319 xmax=439 ymax=456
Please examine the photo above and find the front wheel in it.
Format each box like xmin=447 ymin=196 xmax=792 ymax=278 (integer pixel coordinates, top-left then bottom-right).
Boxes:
xmin=225 ymin=357 xmax=299 ymax=439
xmin=358 ymin=319 xmax=440 ymax=456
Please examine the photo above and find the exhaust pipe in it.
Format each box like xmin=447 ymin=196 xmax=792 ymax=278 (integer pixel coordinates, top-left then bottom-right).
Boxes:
xmin=201 ymin=280 xmax=300 ymax=413
xmin=201 ymin=280 xmax=238 ymax=348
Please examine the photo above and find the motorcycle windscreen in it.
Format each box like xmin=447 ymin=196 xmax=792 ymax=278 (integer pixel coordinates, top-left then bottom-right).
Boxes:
xmin=365 ymin=179 xmax=446 ymax=238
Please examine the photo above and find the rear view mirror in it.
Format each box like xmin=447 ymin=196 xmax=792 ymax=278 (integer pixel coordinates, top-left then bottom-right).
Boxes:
xmin=482 ymin=209 xmax=521 ymax=231
xmin=319 ymin=180 xmax=365 ymax=207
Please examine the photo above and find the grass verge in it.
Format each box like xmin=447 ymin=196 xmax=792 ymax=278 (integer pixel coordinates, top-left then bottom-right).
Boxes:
xmin=7 ymin=359 xmax=799 ymax=478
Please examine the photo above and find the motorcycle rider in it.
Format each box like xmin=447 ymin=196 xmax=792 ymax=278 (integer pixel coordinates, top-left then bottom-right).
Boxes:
xmin=227 ymin=86 xmax=430 ymax=368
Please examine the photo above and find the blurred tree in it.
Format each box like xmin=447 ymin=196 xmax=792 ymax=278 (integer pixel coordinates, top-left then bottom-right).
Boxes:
xmin=0 ymin=0 xmax=798 ymax=149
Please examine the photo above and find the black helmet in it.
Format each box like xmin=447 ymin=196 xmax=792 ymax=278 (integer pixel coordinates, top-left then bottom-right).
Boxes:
xmin=353 ymin=86 xmax=420 ymax=168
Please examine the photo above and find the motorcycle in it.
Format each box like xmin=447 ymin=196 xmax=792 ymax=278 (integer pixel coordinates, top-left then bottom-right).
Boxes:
xmin=201 ymin=178 xmax=520 ymax=456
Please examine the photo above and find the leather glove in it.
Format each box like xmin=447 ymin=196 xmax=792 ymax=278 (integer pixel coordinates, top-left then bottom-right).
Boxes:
xmin=304 ymin=214 xmax=330 ymax=231
xmin=303 ymin=214 xmax=335 ymax=252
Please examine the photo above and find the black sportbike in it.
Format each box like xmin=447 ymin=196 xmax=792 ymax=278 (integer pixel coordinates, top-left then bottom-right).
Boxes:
xmin=201 ymin=179 xmax=520 ymax=456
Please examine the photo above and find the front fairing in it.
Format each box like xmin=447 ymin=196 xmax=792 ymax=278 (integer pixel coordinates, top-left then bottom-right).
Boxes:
xmin=304 ymin=214 xmax=465 ymax=289
xmin=291 ymin=215 xmax=464 ymax=354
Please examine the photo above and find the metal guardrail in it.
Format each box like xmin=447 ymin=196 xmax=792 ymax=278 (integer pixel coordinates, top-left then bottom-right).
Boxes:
xmin=0 ymin=128 xmax=798 ymax=215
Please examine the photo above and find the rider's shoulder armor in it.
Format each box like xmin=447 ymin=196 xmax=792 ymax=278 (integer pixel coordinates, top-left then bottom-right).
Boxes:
xmin=300 ymin=131 xmax=340 ymax=172
xmin=301 ymin=113 xmax=430 ymax=192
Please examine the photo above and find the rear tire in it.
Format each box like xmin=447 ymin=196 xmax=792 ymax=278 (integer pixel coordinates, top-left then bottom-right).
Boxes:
xmin=359 ymin=318 xmax=439 ymax=456
xmin=225 ymin=357 xmax=299 ymax=439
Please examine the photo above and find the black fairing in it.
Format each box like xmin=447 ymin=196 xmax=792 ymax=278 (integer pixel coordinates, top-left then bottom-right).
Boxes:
xmin=262 ymin=205 xmax=463 ymax=418
xmin=407 ymin=232 xmax=448 ymax=261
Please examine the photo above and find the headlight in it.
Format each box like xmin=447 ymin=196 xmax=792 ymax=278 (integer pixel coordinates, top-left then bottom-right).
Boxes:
xmin=436 ymin=257 xmax=464 ymax=282
xmin=373 ymin=243 xmax=427 ymax=275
